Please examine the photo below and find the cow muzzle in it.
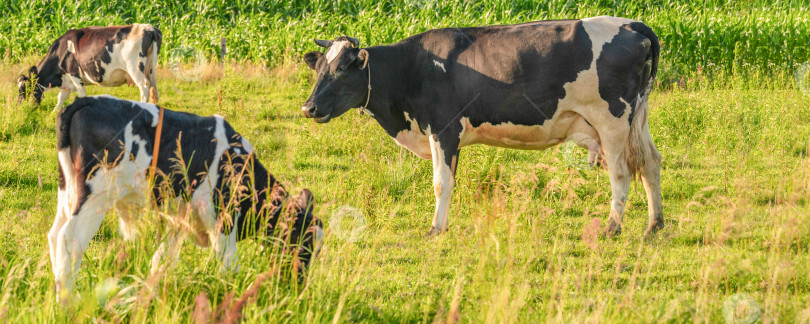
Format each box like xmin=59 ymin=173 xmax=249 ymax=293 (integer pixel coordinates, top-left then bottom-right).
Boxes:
xmin=301 ymin=103 xmax=332 ymax=123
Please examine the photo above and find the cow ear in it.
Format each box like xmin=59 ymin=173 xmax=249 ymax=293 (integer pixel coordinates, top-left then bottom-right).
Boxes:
xmin=304 ymin=51 xmax=323 ymax=70
xmin=58 ymin=51 xmax=78 ymax=74
xmin=357 ymin=49 xmax=369 ymax=70
xmin=314 ymin=39 xmax=332 ymax=48
xmin=28 ymin=66 xmax=37 ymax=77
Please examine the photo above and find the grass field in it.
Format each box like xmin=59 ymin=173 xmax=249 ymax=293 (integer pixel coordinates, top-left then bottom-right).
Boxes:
xmin=2 ymin=1 xmax=810 ymax=322
xmin=1 ymin=58 xmax=808 ymax=322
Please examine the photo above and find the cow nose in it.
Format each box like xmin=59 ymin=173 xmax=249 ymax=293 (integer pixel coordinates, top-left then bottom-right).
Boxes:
xmin=301 ymin=103 xmax=317 ymax=118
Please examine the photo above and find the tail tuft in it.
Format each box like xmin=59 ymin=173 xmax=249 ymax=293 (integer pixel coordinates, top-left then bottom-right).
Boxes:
xmin=143 ymin=26 xmax=161 ymax=103
xmin=625 ymin=22 xmax=661 ymax=177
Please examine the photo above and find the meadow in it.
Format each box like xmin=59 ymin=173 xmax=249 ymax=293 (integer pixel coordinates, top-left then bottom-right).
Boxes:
xmin=1 ymin=0 xmax=810 ymax=323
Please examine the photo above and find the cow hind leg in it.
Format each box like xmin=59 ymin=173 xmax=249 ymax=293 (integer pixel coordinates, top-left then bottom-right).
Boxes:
xmin=640 ymin=146 xmax=664 ymax=237
xmin=52 ymin=194 xmax=110 ymax=302
xmin=600 ymin=132 xmax=632 ymax=237
xmin=48 ymin=189 xmax=71 ymax=276
xmin=628 ymin=105 xmax=664 ymax=236
xmin=128 ymin=67 xmax=151 ymax=103
xmin=623 ymin=96 xmax=665 ymax=237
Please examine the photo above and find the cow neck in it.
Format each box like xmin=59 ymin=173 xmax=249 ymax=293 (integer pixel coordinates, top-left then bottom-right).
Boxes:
xmin=360 ymin=46 xmax=414 ymax=137
xmin=35 ymin=58 xmax=63 ymax=89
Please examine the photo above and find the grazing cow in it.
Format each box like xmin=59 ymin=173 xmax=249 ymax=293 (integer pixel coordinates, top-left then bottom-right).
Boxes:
xmin=17 ymin=24 xmax=161 ymax=112
xmin=50 ymin=96 xmax=322 ymax=301
xmin=301 ymin=16 xmax=663 ymax=236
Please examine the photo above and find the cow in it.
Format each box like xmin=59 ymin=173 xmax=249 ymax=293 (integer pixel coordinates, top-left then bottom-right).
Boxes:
xmin=301 ymin=16 xmax=663 ymax=237
xmin=16 ymin=24 xmax=161 ymax=112
xmin=50 ymin=95 xmax=322 ymax=302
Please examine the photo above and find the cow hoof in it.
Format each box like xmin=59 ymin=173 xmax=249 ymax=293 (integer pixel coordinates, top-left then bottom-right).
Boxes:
xmin=55 ymin=286 xmax=72 ymax=307
xmin=643 ymin=220 xmax=665 ymax=238
xmin=603 ymin=221 xmax=621 ymax=238
xmin=425 ymin=226 xmax=446 ymax=237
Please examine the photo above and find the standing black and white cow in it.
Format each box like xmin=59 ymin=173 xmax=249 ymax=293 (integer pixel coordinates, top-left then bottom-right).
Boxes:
xmin=301 ymin=16 xmax=663 ymax=236
xmin=50 ymin=96 xmax=322 ymax=301
xmin=17 ymin=24 xmax=161 ymax=112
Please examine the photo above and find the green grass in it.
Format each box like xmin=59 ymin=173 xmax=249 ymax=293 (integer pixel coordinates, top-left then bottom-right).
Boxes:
xmin=0 ymin=56 xmax=808 ymax=322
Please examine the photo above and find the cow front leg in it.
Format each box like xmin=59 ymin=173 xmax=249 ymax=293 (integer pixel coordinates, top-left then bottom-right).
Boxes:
xmin=65 ymin=74 xmax=86 ymax=98
xmin=428 ymin=134 xmax=459 ymax=236
xmin=213 ymin=220 xmax=239 ymax=271
xmin=150 ymin=229 xmax=187 ymax=275
xmin=53 ymin=88 xmax=71 ymax=113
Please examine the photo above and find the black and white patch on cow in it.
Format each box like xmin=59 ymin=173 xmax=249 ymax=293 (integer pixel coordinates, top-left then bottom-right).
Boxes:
xmin=17 ymin=24 xmax=161 ymax=112
xmin=49 ymin=96 xmax=322 ymax=302
xmin=302 ymin=16 xmax=663 ymax=237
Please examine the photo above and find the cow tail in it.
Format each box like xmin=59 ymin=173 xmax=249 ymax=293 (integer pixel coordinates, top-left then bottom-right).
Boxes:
xmin=56 ymin=98 xmax=90 ymax=197
xmin=144 ymin=26 xmax=161 ymax=103
xmin=57 ymin=99 xmax=88 ymax=156
xmin=624 ymin=22 xmax=661 ymax=178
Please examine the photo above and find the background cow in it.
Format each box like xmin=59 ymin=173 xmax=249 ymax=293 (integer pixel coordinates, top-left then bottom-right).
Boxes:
xmin=17 ymin=24 xmax=161 ymax=112
xmin=50 ymin=96 xmax=322 ymax=302
xmin=302 ymin=16 xmax=663 ymax=237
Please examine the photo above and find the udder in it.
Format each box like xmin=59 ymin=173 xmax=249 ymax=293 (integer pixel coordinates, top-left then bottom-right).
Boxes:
xmin=565 ymin=116 xmax=603 ymax=166
xmin=102 ymin=69 xmax=133 ymax=87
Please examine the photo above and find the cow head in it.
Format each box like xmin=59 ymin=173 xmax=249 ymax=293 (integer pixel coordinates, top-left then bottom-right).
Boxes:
xmin=301 ymin=36 xmax=369 ymax=123
xmin=17 ymin=66 xmax=43 ymax=104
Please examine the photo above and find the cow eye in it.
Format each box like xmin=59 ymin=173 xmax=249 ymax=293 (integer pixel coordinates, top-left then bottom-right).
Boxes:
xmin=335 ymin=66 xmax=344 ymax=73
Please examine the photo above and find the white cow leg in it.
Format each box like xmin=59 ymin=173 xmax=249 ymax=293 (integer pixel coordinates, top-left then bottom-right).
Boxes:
xmin=639 ymin=134 xmax=664 ymax=237
xmin=128 ymin=69 xmax=151 ymax=102
xmin=428 ymin=135 xmax=458 ymax=236
xmin=137 ymin=83 xmax=149 ymax=103
xmin=150 ymin=229 xmax=187 ymax=275
xmin=65 ymin=75 xmax=86 ymax=98
xmin=602 ymin=142 xmax=631 ymax=237
xmin=52 ymin=194 xmax=110 ymax=303
xmin=53 ymin=88 xmax=71 ymax=113
xmin=116 ymin=203 xmax=140 ymax=241
xmin=48 ymin=189 xmax=71 ymax=278
xmin=213 ymin=216 xmax=240 ymax=272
